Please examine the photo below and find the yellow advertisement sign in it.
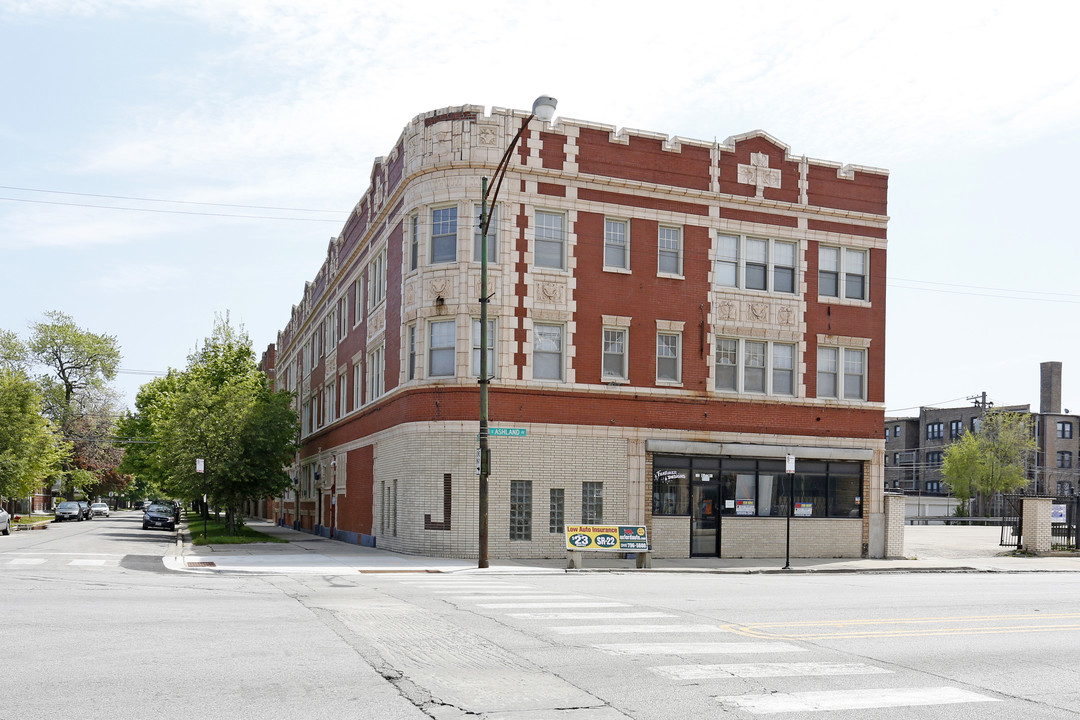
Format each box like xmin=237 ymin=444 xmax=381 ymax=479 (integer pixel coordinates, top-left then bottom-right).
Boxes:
xmin=564 ymin=525 xmax=648 ymax=551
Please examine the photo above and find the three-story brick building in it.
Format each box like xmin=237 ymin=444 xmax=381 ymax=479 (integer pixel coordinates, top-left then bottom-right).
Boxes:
xmin=258 ymin=103 xmax=890 ymax=559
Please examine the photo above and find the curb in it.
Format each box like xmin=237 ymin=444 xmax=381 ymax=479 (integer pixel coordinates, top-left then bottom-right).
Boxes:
xmin=13 ymin=521 xmax=51 ymax=531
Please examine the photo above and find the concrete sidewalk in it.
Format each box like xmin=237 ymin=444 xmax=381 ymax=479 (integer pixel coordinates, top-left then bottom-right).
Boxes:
xmin=163 ymin=519 xmax=1080 ymax=576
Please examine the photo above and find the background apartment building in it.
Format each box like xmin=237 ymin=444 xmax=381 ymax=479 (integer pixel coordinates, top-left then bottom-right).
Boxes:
xmin=885 ymin=362 xmax=1079 ymax=517
xmin=256 ymin=103 xmax=890 ymax=559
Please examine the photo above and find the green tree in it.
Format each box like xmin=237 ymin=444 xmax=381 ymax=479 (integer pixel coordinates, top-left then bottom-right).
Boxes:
xmin=26 ymin=311 xmax=123 ymax=499
xmin=942 ymin=409 xmax=1036 ymax=513
xmin=130 ymin=317 xmax=297 ymax=534
xmin=0 ymin=368 xmax=68 ymax=501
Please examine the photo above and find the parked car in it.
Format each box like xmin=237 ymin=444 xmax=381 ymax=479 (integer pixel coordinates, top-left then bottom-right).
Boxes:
xmin=77 ymin=500 xmax=93 ymax=520
xmin=55 ymin=501 xmax=83 ymax=521
xmin=0 ymin=507 xmax=10 ymax=535
xmin=90 ymin=502 xmax=110 ymax=518
xmin=142 ymin=503 xmax=176 ymax=531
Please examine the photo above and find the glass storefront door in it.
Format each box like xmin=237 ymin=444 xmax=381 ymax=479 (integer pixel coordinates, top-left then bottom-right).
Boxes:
xmin=691 ymin=472 xmax=719 ymax=556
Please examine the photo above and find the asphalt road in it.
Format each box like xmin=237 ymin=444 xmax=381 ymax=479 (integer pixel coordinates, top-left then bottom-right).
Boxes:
xmin=3 ymin=515 xmax=1079 ymax=719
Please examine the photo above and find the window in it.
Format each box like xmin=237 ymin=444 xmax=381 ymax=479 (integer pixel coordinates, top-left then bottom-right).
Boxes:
xmin=1059 ymin=451 xmax=1073 ymax=469
xmin=534 ymin=210 xmax=565 ymax=270
xmin=715 ymin=234 xmax=796 ymax=293
xmin=772 ymin=240 xmax=795 ymax=293
xmin=352 ymin=364 xmax=362 ymax=409
xmin=604 ymin=218 xmax=629 ymax=270
xmin=473 ymin=204 xmax=498 ymax=263
xmin=894 ymin=426 xmax=901 ymax=438
xmin=817 ymin=346 xmax=865 ymax=400
xmin=744 ymin=340 xmax=766 ymax=392
xmin=745 ymin=238 xmax=767 ymax=290
xmin=326 ymin=380 xmax=336 ymax=423
xmin=431 ymin=206 xmax=457 ymax=263
xmin=408 ymin=213 xmax=419 ymax=271
xmin=428 ymin=320 xmax=455 ymax=377
xmin=533 ymin=323 xmax=563 ymax=380
xmin=658 ymin=225 xmax=682 ymax=276
xmin=927 ymin=422 xmax=944 ymax=440
xmin=582 ymin=482 xmax=603 ymax=523
xmin=716 ymin=338 xmax=796 ymax=395
xmin=651 ymin=466 xmax=690 ymax=516
xmin=368 ymin=249 xmax=386 ymax=308
xmin=510 ymin=480 xmax=532 ymax=540
xmin=949 ymin=420 xmax=963 ymax=439
xmin=927 ymin=451 xmax=943 ymax=467
xmin=339 ymin=374 xmax=347 ymax=416
xmin=602 ymin=328 xmax=627 ymax=381
xmin=325 ymin=310 xmax=337 ymax=351
xmin=471 ymin=319 xmax=495 ymax=379
xmin=715 ymin=337 xmax=738 ymax=391
xmin=339 ymin=297 xmax=348 ymax=341
xmin=549 ymin=489 xmax=565 ymax=533
xmin=368 ymin=345 xmax=384 ymax=401
xmin=1058 ymin=421 xmax=1074 ymax=439
xmin=406 ymin=323 xmax=417 ymax=381
xmin=353 ymin=278 xmax=364 ymax=327
xmin=654 ymin=457 xmax=863 ymax=520
xmin=772 ymin=343 xmax=794 ymax=395
xmin=819 ymin=246 xmax=868 ymax=300
xmin=656 ymin=332 xmax=681 ymax=383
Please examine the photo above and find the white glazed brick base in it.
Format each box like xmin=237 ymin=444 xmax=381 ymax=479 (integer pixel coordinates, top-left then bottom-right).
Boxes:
xmin=373 ymin=424 xmax=628 ymax=559
xmin=719 ymin=518 xmax=863 ymax=559
xmin=884 ymin=492 xmax=906 ymax=559
xmin=651 ymin=516 xmax=691 ymax=558
xmin=1021 ymin=497 xmax=1052 ymax=553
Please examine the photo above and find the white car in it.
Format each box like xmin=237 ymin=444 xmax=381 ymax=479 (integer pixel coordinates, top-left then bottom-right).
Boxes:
xmin=90 ymin=502 xmax=110 ymax=518
xmin=0 ymin=508 xmax=9 ymax=535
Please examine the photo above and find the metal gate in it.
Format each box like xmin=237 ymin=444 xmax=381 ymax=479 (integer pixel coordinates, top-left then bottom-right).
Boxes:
xmin=1000 ymin=494 xmax=1080 ymax=550
xmin=999 ymin=494 xmax=1023 ymax=548
xmin=1051 ymin=495 xmax=1080 ymax=550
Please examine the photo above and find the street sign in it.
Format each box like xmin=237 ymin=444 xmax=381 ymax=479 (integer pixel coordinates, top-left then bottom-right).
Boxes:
xmin=489 ymin=427 xmax=527 ymax=437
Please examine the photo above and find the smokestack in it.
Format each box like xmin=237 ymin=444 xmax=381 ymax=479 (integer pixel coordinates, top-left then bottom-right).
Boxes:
xmin=1041 ymin=361 xmax=1062 ymax=415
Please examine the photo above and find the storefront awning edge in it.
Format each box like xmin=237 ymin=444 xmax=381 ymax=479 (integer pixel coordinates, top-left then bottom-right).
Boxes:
xmin=645 ymin=439 xmax=875 ymax=462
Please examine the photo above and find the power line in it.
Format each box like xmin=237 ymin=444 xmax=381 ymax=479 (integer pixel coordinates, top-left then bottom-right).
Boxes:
xmin=890 ymin=276 xmax=1080 ymax=299
xmin=0 ymin=196 xmax=343 ymax=222
xmin=0 ymin=184 xmax=343 ymax=214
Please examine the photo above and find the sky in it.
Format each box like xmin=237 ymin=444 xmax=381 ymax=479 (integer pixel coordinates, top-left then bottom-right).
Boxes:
xmin=2 ymin=1 xmax=1079 ymax=417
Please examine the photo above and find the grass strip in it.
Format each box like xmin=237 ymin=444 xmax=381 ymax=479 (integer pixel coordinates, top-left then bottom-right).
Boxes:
xmin=185 ymin=513 xmax=288 ymax=545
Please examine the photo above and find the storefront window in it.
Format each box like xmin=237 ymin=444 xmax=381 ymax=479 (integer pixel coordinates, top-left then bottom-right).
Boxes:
xmin=652 ymin=467 xmax=690 ymax=515
xmin=653 ymin=455 xmax=862 ymax=519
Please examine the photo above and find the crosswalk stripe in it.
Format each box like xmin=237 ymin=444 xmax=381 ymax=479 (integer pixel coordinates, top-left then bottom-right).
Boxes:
xmin=479 ymin=602 xmax=630 ymax=609
xmin=68 ymin=559 xmax=107 ymax=566
xmin=8 ymin=558 xmax=46 ymax=565
xmin=434 ymin=589 xmax=549 ymax=595
xmin=550 ymin=624 xmax=729 ymax=635
xmin=509 ymin=612 xmax=677 ymax=620
xmin=405 ymin=582 xmax=533 ymax=588
xmin=448 ymin=595 xmax=587 ymax=602
xmin=715 ymin=686 xmax=998 ymax=713
xmin=652 ymin=662 xmax=892 ymax=679
xmin=595 ymin=642 xmax=804 ymax=655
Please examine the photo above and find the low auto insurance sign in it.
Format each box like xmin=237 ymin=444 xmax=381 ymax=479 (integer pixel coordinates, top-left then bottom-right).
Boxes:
xmin=565 ymin=525 xmax=648 ymax=551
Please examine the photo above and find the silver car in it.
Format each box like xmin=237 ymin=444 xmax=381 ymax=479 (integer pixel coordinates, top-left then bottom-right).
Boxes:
xmin=0 ymin=507 xmax=10 ymax=535
xmin=90 ymin=502 xmax=110 ymax=518
xmin=55 ymin=501 xmax=82 ymax=522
